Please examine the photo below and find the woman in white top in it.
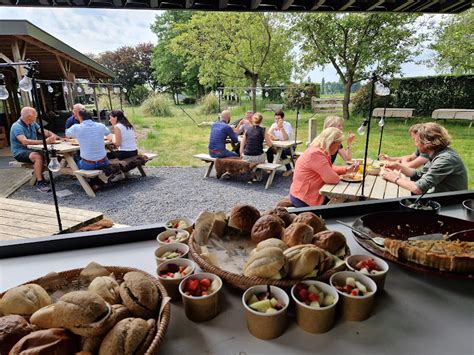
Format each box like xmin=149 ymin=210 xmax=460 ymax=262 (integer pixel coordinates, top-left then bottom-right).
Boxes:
xmin=107 ymin=110 xmax=138 ymax=160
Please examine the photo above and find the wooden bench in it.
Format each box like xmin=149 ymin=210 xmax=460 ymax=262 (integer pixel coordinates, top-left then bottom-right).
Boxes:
xmin=9 ymin=161 xmax=37 ymax=185
xmin=432 ymin=109 xmax=474 ymax=128
xmin=372 ymin=107 xmax=415 ymax=124
xmin=311 ymin=97 xmax=345 ymax=113
xmin=193 ymin=153 xmax=282 ymax=189
xmin=264 ymin=103 xmax=284 ymax=112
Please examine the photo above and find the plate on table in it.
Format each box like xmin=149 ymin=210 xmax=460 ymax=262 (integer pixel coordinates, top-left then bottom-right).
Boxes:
xmin=347 ymin=158 xmax=374 ymax=166
xmin=69 ymin=139 xmax=79 ymax=145
xmin=351 ymin=211 xmax=474 ymax=280
xmin=341 ymin=173 xmax=363 ymax=183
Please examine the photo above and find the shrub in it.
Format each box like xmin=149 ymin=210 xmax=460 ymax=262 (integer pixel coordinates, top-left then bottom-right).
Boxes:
xmin=182 ymin=97 xmax=197 ymax=105
xmin=141 ymin=93 xmax=174 ymax=117
xmin=128 ymin=85 xmax=150 ymax=106
xmin=200 ymin=93 xmax=219 ymax=114
xmin=351 ymin=84 xmax=394 ymax=116
xmin=284 ymin=83 xmax=320 ymax=110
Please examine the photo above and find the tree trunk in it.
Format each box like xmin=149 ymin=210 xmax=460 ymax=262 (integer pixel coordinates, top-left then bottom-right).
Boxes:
xmin=251 ymin=76 xmax=258 ymax=113
xmin=342 ymin=81 xmax=352 ymax=120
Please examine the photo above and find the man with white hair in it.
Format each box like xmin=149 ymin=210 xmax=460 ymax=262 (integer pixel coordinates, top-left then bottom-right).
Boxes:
xmin=208 ymin=110 xmax=239 ymax=158
xmin=10 ymin=107 xmax=58 ymax=193
xmin=65 ymin=103 xmax=85 ymax=131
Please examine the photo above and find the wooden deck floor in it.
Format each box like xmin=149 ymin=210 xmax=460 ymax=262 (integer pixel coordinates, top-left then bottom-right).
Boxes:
xmin=0 ymin=198 xmax=103 ymax=241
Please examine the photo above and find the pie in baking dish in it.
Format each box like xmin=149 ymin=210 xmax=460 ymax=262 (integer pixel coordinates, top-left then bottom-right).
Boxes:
xmin=384 ymin=239 xmax=474 ymax=273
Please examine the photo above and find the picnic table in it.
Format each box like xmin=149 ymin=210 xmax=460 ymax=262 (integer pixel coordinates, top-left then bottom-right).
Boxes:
xmin=319 ymin=173 xmax=411 ymax=203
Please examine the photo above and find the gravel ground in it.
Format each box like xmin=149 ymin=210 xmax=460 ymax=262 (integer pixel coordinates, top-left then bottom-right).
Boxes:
xmin=10 ymin=167 xmax=292 ymax=226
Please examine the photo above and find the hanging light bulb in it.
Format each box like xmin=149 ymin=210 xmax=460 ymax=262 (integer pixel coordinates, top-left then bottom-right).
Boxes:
xmin=357 ymin=120 xmax=368 ymax=135
xmin=300 ymin=91 xmax=305 ymax=98
xmin=378 ymin=117 xmax=385 ymax=127
xmin=48 ymin=147 xmax=61 ymax=172
xmin=0 ymin=74 xmax=9 ymax=100
xmin=36 ymin=83 xmax=41 ymax=89
xmin=280 ymin=91 xmax=285 ymax=98
xmin=113 ymin=86 xmax=120 ymax=94
xmin=265 ymin=91 xmax=269 ymax=98
xmin=47 ymin=84 xmax=54 ymax=93
xmin=123 ymin=87 xmax=127 ymax=94
xmin=63 ymin=85 xmax=69 ymax=94
xmin=77 ymin=85 xmax=83 ymax=93
xmin=19 ymin=74 xmax=33 ymax=92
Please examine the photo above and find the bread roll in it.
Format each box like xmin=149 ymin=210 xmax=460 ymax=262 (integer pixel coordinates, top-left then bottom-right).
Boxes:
xmin=262 ymin=207 xmax=293 ymax=227
xmin=293 ymin=212 xmax=325 ymax=233
xmin=282 ymin=223 xmax=314 ymax=247
xmin=250 ymin=215 xmax=284 ymax=243
xmin=0 ymin=314 xmax=33 ymax=354
xmin=244 ymin=247 xmax=286 ymax=278
xmin=283 ymin=245 xmax=325 ymax=278
xmin=193 ymin=211 xmax=215 ymax=245
xmin=254 ymin=238 xmax=288 ymax=252
xmin=99 ymin=318 xmax=156 ymax=355
xmin=30 ymin=291 xmax=109 ymax=329
xmin=79 ymin=262 xmax=110 ymax=284
xmin=88 ymin=275 xmax=121 ymax=304
xmin=228 ymin=204 xmax=260 ymax=233
xmin=9 ymin=328 xmax=80 ymax=355
xmin=119 ymin=272 xmax=159 ymax=319
xmin=312 ymin=230 xmax=346 ymax=254
xmin=1 ymin=284 xmax=51 ymax=318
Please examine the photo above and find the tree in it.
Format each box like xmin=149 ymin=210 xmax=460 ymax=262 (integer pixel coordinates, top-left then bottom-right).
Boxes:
xmin=170 ymin=12 xmax=293 ymax=112
xmin=95 ymin=43 xmax=157 ymax=100
xmin=431 ymin=9 xmax=474 ymax=74
xmin=292 ymin=13 xmax=422 ymax=119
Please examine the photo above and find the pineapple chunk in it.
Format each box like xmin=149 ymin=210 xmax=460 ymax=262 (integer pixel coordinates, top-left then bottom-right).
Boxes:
xmin=266 ymin=307 xmax=278 ymax=314
xmin=308 ymin=285 xmax=319 ymax=294
xmin=322 ymin=294 xmax=335 ymax=306
xmin=346 ymin=277 xmax=356 ymax=287
xmin=309 ymin=301 xmax=320 ymax=309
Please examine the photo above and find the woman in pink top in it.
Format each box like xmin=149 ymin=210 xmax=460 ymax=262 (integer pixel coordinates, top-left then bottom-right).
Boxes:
xmin=290 ymin=127 xmax=359 ymax=207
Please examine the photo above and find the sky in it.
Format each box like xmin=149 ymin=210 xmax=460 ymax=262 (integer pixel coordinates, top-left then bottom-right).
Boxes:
xmin=0 ymin=7 xmax=442 ymax=82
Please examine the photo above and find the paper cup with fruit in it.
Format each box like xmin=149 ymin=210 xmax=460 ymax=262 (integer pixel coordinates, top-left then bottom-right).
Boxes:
xmin=157 ymin=258 xmax=195 ymax=301
xmin=157 ymin=229 xmax=190 ymax=245
xmin=330 ymin=271 xmax=377 ymax=321
xmin=242 ymin=285 xmax=289 ymax=340
xmin=165 ymin=218 xmax=193 ymax=234
xmin=179 ymin=273 xmax=222 ymax=322
xmin=345 ymin=255 xmax=389 ymax=290
xmin=154 ymin=243 xmax=189 ymax=266
xmin=291 ymin=281 xmax=339 ymax=333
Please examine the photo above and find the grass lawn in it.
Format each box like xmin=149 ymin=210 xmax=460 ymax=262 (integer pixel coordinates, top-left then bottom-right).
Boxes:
xmin=124 ymin=104 xmax=473 ymax=188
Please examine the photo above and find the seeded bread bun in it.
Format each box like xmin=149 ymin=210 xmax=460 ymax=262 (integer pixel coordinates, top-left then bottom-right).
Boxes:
xmin=312 ymin=230 xmax=346 ymax=254
xmin=0 ymin=315 xmax=33 ymax=354
xmin=1 ymin=284 xmax=52 ymax=318
xmin=119 ymin=272 xmax=159 ymax=319
xmin=293 ymin=212 xmax=325 ymax=233
xmin=282 ymin=223 xmax=314 ymax=247
xmin=250 ymin=215 xmax=285 ymax=243
xmin=9 ymin=328 xmax=80 ymax=355
xmin=244 ymin=247 xmax=286 ymax=279
xmin=262 ymin=207 xmax=294 ymax=227
xmin=228 ymin=204 xmax=261 ymax=233
xmin=88 ymin=275 xmax=121 ymax=304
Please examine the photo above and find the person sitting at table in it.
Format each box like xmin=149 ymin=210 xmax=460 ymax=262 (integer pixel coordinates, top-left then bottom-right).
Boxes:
xmin=10 ymin=107 xmax=58 ymax=193
xmin=240 ymin=112 xmax=273 ymax=182
xmin=381 ymin=122 xmax=467 ymax=194
xmin=267 ymin=110 xmax=293 ymax=176
xmin=379 ymin=123 xmax=429 ymax=169
xmin=106 ymin=110 xmax=138 ymax=160
xmin=289 ymin=127 xmax=358 ymax=207
xmin=234 ymin=111 xmax=253 ymax=135
xmin=65 ymin=104 xmax=85 ymax=132
xmin=65 ymin=110 xmax=110 ymax=170
xmin=208 ymin=110 xmax=239 ymax=158
xmin=323 ymin=115 xmax=355 ymax=163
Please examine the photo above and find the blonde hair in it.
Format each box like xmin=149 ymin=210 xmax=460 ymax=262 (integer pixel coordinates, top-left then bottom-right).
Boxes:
xmin=416 ymin=122 xmax=451 ymax=151
xmin=252 ymin=112 xmax=263 ymax=125
xmin=311 ymin=127 xmax=344 ymax=154
xmin=323 ymin=115 xmax=344 ymax=130
xmin=408 ymin=123 xmax=422 ymax=134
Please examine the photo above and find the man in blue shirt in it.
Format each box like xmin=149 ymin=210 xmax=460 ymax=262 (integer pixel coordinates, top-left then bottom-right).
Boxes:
xmin=208 ymin=110 xmax=239 ymax=158
xmin=10 ymin=107 xmax=58 ymax=193
xmin=65 ymin=110 xmax=111 ymax=170
xmin=65 ymin=103 xmax=84 ymax=132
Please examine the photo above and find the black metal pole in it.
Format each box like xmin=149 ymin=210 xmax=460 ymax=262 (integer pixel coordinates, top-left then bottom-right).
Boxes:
xmin=361 ymin=73 xmax=377 ymax=199
xmin=377 ymin=96 xmax=388 ymax=156
xmin=218 ymin=89 xmax=221 ymax=113
xmin=295 ymin=104 xmax=300 ymax=145
xmin=119 ymin=87 xmax=123 ymax=111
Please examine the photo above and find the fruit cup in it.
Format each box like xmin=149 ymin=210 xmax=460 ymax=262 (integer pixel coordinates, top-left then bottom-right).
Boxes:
xmin=291 ymin=281 xmax=339 ymax=333
xmin=345 ymin=254 xmax=389 ymax=291
xmin=154 ymin=242 xmax=190 ymax=267
xmin=165 ymin=218 xmax=193 ymax=234
xmin=157 ymin=229 xmax=190 ymax=245
xmin=179 ymin=273 xmax=222 ymax=322
xmin=330 ymin=271 xmax=377 ymax=321
xmin=242 ymin=285 xmax=289 ymax=340
xmin=157 ymin=258 xmax=196 ymax=301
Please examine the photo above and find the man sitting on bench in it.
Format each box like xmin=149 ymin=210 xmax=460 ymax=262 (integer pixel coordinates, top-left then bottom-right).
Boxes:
xmin=10 ymin=107 xmax=58 ymax=193
xmin=208 ymin=110 xmax=239 ymax=158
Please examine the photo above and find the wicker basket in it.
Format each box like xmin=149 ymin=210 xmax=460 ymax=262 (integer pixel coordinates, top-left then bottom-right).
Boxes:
xmin=0 ymin=266 xmax=170 ymax=355
xmin=189 ymin=233 xmax=350 ymax=290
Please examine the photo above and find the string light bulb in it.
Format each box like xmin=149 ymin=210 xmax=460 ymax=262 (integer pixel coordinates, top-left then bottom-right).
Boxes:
xmin=77 ymin=85 xmax=83 ymax=93
xmin=48 ymin=147 xmax=60 ymax=172
xmin=0 ymin=74 xmax=9 ymax=100
xmin=19 ymin=74 xmax=33 ymax=92
xmin=357 ymin=121 xmax=368 ymax=135
xmin=378 ymin=117 xmax=385 ymax=127
xmin=63 ymin=85 xmax=69 ymax=94
xmin=47 ymin=84 xmax=54 ymax=93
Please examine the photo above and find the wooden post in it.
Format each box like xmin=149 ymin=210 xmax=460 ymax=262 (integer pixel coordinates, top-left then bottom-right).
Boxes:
xmin=107 ymin=85 xmax=113 ymax=110
xmin=307 ymin=118 xmax=318 ymax=146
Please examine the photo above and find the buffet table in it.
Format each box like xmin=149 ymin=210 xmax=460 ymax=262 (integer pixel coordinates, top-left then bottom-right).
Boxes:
xmin=1 ymin=196 xmax=473 ymax=355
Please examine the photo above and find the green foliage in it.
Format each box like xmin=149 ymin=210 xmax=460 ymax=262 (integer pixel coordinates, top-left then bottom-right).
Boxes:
xmin=394 ymin=75 xmax=474 ymax=116
xmin=200 ymin=93 xmax=219 ymax=114
xmin=284 ymin=83 xmax=320 ymax=110
xmin=128 ymin=85 xmax=150 ymax=106
xmin=141 ymin=93 xmax=174 ymax=117
xmin=351 ymin=83 xmax=394 ymax=116
xmin=431 ymin=9 xmax=474 ymax=74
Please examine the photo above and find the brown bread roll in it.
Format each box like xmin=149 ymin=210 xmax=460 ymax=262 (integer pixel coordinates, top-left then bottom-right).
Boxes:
xmin=0 ymin=315 xmax=33 ymax=354
xmin=228 ymin=204 xmax=261 ymax=233
xmin=119 ymin=272 xmax=159 ymax=319
xmin=79 ymin=262 xmax=110 ymax=284
xmin=1 ymin=284 xmax=51 ymax=318
xmin=244 ymin=247 xmax=287 ymax=279
xmin=88 ymin=275 xmax=121 ymax=304
xmin=250 ymin=215 xmax=285 ymax=243
xmin=262 ymin=207 xmax=294 ymax=227
xmin=282 ymin=223 xmax=314 ymax=247
xmin=312 ymin=230 xmax=347 ymax=254
xmin=293 ymin=212 xmax=325 ymax=233
xmin=283 ymin=245 xmax=325 ymax=278
xmin=8 ymin=328 xmax=80 ymax=355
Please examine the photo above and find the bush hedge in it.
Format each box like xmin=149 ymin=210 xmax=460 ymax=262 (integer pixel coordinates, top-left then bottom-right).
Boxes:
xmin=200 ymin=93 xmax=220 ymax=114
xmin=351 ymin=83 xmax=394 ymax=116
xmin=141 ymin=93 xmax=174 ymax=117
xmin=284 ymin=83 xmax=320 ymax=110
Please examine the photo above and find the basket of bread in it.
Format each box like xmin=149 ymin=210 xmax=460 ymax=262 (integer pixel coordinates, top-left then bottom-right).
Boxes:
xmin=0 ymin=263 xmax=170 ymax=355
xmin=189 ymin=204 xmax=350 ymax=290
